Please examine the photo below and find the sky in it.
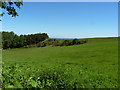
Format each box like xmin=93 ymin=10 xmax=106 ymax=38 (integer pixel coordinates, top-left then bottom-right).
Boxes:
xmin=2 ymin=2 xmax=118 ymax=38
xmin=22 ymin=0 xmax=120 ymax=2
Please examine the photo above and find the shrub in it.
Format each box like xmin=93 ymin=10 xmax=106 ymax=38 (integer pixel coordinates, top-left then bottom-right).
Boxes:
xmin=61 ymin=40 xmax=72 ymax=46
xmin=44 ymin=39 xmax=54 ymax=45
xmin=72 ymin=39 xmax=81 ymax=45
xmin=37 ymin=42 xmax=46 ymax=47
xmin=80 ymin=40 xmax=88 ymax=44
xmin=52 ymin=41 xmax=62 ymax=46
xmin=24 ymin=45 xmax=30 ymax=48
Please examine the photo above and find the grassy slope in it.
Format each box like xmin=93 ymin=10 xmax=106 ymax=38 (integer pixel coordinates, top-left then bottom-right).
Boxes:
xmin=3 ymin=37 xmax=118 ymax=88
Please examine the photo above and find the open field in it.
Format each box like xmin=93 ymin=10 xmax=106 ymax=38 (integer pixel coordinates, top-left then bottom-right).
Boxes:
xmin=2 ymin=37 xmax=118 ymax=88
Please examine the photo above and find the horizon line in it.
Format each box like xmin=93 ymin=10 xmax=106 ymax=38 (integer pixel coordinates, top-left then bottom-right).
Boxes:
xmin=50 ymin=36 xmax=118 ymax=39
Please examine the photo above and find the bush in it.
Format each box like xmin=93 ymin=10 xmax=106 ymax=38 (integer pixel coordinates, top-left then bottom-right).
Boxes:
xmin=24 ymin=45 xmax=30 ymax=48
xmin=37 ymin=42 xmax=46 ymax=47
xmin=52 ymin=41 xmax=62 ymax=46
xmin=61 ymin=40 xmax=72 ymax=46
xmin=80 ymin=40 xmax=88 ymax=44
xmin=72 ymin=39 xmax=81 ymax=45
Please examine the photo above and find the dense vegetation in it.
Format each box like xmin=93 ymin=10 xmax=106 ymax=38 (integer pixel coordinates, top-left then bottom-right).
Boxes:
xmin=2 ymin=38 xmax=118 ymax=88
xmin=2 ymin=64 xmax=77 ymax=89
xmin=2 ymin=31 xmax=49 ymax=49
xmin=37 ymin=38 xmax=87 ymax=47
xmin=2 ymin=31 xmax=87 ymax=49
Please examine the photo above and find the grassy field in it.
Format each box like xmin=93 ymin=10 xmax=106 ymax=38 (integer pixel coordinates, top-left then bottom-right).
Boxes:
xmin=2 ymin=37 xmax=118 ymax=88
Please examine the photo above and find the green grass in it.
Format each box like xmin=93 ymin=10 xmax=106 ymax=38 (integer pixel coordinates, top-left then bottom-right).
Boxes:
xmin=2 ymin=37 xmax=118 ymax=88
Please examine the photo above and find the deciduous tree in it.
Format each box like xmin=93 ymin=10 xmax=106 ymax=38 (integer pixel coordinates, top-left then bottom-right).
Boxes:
xmin=0 ymin=0 xmax=23 ymax=17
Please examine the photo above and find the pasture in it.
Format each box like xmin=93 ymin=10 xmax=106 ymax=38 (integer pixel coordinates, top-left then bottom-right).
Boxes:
xmin=2 ymin=37 xmax=118 ymax=88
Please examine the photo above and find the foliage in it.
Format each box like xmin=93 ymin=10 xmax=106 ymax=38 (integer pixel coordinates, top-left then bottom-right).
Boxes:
xmin=71 ymin=39 xmax=81 ymax=45
xmin=44 ymin=39 xmax=56 ymax=45
xmin=0 ymin=0 xmax=23 ymax=17
xmin=2 ymin=31 xmax=49 ymax=49
xmin=48 ymin=39 xmax=87 ymax=47
xmin=52 ymin=40 xmax=63 ymax=46
xmin=25 ymin=33 xmax=49 ymax=45
xmin=2 ymin=31 xmax=26 ymax=49
xmin=80 ymin=40 xmax=88 ymax=44
xmin=2 ymin=64 xmax=76 ymax=89
xmin=37 ymin=42 xmax=46 ymax=47
xmin=2 ymin=31 xmax=87 ymax=49
xmin=61 ymin=40 xmax=72 ymax=46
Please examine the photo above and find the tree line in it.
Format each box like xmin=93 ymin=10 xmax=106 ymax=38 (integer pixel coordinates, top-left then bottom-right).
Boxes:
xmin=2 ymin=31 xmax=49 ymax=49
xmin=2 ymin=31 xmax=87 ymax=49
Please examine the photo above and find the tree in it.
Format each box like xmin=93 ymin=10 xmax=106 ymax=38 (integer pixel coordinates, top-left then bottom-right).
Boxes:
xmin=2 ymin=31 xmax=15 ymax=49
xmin=0 ymin=0 xmax=23 ymax=17
xmin=2 ymin=31 xmax=49 ymax=49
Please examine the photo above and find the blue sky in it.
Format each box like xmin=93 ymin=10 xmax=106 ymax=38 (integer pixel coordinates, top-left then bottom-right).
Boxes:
xmin=2 ymin=2 xmax=118 ymax=38
xmin=23 ymin=0 xmax=119 ymax=2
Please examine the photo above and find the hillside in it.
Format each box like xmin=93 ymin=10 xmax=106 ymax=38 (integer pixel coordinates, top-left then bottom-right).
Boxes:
xmin=2 ymin=37 xmax=118 ymax=88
